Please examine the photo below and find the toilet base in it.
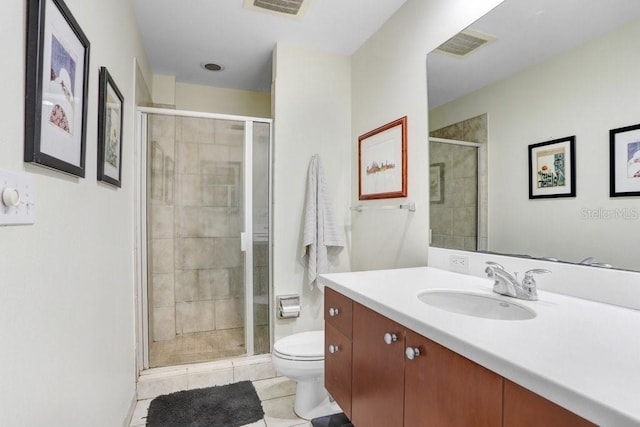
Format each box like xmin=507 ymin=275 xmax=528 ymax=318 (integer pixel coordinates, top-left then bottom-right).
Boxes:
xmin=293 ymin=378 xmax=342 ymax=420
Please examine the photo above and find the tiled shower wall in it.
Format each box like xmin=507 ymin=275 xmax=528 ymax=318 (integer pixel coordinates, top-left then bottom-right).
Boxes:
xmin=253 ymin=241 xmax=269 ymax=355
xmin=148 ymin=115 xmax=245 ymax=343
xmin=430 ymin=114 xmax=488 ymax=251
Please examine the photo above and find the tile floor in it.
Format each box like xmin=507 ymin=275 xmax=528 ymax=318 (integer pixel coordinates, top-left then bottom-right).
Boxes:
xmin=149 ymin=326 xmax=270 ymax=367
xmin=149 ymin=329 xmax=245 ymax=367
xmin=130 ymin=356 xmax=311 ymax=427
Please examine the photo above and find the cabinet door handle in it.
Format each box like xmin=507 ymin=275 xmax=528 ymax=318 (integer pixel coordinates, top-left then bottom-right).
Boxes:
xmin=383 ymin=332 xmax=398 ymax=345
xmin=328 ymin=307 xmax=340 ymax=317
xmin=328 ymin=344 xmax=340 ymax=354
xmin=405 ymin=347 xmax=421 ymax=360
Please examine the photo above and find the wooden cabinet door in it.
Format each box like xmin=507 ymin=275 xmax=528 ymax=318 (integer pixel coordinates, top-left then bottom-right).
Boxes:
xmin=325 ymin=287 xmax=353 ymax=339
xmin=504 ymin=380 xmax=596 ymax=427
xmin=325 ymin=323 xmax=352 ymax=419
xmin=352 ymin=303 xmax=405 ymax=427
xmin=404 ymin=330 xmax=503 ymax=427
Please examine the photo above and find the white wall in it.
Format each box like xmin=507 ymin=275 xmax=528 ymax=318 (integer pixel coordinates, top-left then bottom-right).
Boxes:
xmin=272 ymin=44 xmax=352 ymax=340
xmin=0 ymin=1 xmax=150 ymax=425
xmin=350 ymin=0 xmax=504 ymax=271
xmin=430 ymin=19 xmax=640 ymax=271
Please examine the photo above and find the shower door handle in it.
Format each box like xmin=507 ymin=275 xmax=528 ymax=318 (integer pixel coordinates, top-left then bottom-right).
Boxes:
xmin=240 ymin=232 xmax=247 ymax=252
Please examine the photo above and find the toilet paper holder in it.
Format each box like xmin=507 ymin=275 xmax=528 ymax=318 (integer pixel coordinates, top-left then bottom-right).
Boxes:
xmin=277 ymin=294 xmax=301 ymax=319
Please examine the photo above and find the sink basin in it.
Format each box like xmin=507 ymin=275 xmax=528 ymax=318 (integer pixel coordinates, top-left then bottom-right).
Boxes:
xmin=417 ymin=290 xmax=536 ymax=320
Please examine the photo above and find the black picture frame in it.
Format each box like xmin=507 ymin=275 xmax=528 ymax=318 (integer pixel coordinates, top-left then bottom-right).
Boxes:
xmin=610 ymin=123 xmax=640 ymax=197
xmin=97 ymin=67 xmax=124 ymax=187
xmin=25 ymin=0 xmax=90 ymax=177
xmin=528 ymin=136 xmax=576 ymax=199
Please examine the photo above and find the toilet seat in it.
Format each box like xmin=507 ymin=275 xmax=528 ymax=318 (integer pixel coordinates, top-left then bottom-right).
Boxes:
xmin=273 ymin=331 xmax=324 ymax=361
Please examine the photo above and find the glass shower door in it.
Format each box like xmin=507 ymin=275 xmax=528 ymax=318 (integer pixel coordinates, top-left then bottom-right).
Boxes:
xmin=144 ymin=111 xmax=270 ymax=368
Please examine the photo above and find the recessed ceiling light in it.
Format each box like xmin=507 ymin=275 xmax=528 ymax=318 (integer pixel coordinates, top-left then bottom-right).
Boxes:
xmin=203 ymin=63 xmax=224 ymax=72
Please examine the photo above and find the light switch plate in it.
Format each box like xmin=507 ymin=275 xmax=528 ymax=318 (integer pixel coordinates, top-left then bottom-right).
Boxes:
xmin=0 ymin=168 xmax=35 ymax=226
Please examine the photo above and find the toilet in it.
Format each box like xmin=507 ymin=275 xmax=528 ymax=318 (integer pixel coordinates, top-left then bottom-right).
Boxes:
xmin=271 ymin=330 xmax=342 ymax=420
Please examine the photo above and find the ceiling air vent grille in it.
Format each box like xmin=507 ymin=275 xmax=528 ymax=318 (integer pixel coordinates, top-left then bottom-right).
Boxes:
xmin=436 ymin=29 xmax=496 ymax=57
xmin=243 ymin=0 xmax=311 ymax=18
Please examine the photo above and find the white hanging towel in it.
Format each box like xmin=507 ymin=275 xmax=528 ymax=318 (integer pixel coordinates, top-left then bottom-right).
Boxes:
xmin=302 ymin=154 xmax=344 ymax=288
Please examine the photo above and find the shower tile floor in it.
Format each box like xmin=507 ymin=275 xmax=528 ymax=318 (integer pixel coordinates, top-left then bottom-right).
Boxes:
xmin=150 ymin=326 xmax=270 ymax=367
xmin=130 ymin=376 xmax=311 ymax=427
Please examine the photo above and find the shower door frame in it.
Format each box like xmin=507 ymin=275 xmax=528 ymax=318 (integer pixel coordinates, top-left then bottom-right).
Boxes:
xmin=428 ymin=137 xmax=486 ymax=251
xmin=134 ymin=107 xmax=273 ymax=371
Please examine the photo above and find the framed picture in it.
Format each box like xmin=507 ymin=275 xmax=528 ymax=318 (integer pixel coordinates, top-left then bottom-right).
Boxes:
xmin=610 ymin=123 xmax=640 ymax=197
xmin=97 ymin=67 xmax=124 ymax=187
xmin=358 ymin=116 xmax=408 ymax=200
xmin=528 ymin=136 xmax=576 ymax=199
xmin=430 ymin=163 xmax=444 ymax=204
xmin=25 ymin=0 xmax=90 ymax=177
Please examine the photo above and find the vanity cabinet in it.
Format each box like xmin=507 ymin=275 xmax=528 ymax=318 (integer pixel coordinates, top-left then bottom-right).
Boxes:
xmin=503 ymin=380 xmax=596 ymax=427
xmin=324 ymin=287 xmax=353 ymax=419
xmin=351 ymin=303 xmax=405 ymax=426
xmin=351 ymin=303 xmax=501 ymax=426
xmin=325 ymin=288 xmax=596 ymax=426
xmin=404 ymin=329 xmax=502 ymax=426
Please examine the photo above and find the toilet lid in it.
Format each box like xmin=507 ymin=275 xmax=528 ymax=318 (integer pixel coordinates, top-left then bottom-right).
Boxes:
xmin=273 ymin=330 xmax=324 ymax=360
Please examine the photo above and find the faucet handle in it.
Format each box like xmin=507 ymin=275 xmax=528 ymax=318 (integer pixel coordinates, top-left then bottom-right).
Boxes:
xmin=522 ymin=269 xmax=551 ymax=287
xmin=485 ymin=261 xmax=505 ymax=270
xmin=524 ymin=268 xmax=551 ymax=278
xmin=520 ymin=269 xmax=550 ymax=301
xmin=484 ymin=261 xmax=505 ymax=278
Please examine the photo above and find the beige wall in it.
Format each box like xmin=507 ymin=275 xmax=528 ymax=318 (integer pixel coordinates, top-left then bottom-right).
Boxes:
xmin=151 ymin=74 xmax=271 ymax=118
xmin=0 ymin=0 xmax=150 ymax=425
xmin=176 ymin=83 xmax=271 ymax=118
xmin=430 ymin=19 xmax=640 ymax=271
xmin=350 ymin=0 xmax=504 ymax=271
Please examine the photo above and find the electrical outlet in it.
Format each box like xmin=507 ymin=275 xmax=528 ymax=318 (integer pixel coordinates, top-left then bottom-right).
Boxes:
xmin=449 ymin=254 xmax=469 ymax=273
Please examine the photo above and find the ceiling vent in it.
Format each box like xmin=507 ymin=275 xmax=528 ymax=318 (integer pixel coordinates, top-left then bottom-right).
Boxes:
xmin=436 ymin=29 xmax=496 ymax=57
xmin=243 ymin=0 xmax=311 ymax=19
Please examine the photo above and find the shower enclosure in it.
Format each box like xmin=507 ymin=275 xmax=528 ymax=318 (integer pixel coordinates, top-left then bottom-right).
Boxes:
xmin=429 ymin=138 xmax=484 ymax=252
xmin=137 ymin=108 xmax=271 ymax=368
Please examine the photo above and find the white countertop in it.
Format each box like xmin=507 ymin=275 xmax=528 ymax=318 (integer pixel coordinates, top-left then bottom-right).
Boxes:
xmin=319 ymin=267 xmax=640 ymax=426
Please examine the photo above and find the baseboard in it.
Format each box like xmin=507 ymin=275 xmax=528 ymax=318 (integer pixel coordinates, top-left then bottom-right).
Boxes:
xmin=123 ymin=388 xmax=138 ymax=427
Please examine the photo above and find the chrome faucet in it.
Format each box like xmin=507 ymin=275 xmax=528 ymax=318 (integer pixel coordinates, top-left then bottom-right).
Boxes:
xmin=485 ymin=261 xmax=550 ymax=301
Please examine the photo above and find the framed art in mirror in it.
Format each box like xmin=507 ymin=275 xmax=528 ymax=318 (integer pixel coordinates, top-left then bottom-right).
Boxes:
xmin=25 ymin=0 xmax=90 ymax=177
xmin=610 ymin=123 xmax=640 ymax=197
xmin=97 ymin=67 xmax=124 ymax=187
xmin=528 ymin=136 xmax=576 ymax=199
xmin=429 ymin=162 xmax=444 ymax=204
xmin=358 ymin=116 xmax=407 ymax=200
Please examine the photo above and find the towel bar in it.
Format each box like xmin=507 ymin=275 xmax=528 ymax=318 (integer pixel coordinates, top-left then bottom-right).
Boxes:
xmin=350 ymin=202 xmax=416 ymax=212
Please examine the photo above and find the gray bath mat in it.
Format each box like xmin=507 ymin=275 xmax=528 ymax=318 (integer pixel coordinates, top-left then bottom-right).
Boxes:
xmin=146 ymin=380 xmax=264 ymax=427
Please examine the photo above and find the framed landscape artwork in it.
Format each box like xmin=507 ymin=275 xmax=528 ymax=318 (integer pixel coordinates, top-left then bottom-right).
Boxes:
xmin=358 ymin=116 xmax=408 ymax=200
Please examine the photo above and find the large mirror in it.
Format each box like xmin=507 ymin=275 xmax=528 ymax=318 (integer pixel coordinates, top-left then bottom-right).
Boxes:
xmin=427 ymin=0 xmax=640 ymax=271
